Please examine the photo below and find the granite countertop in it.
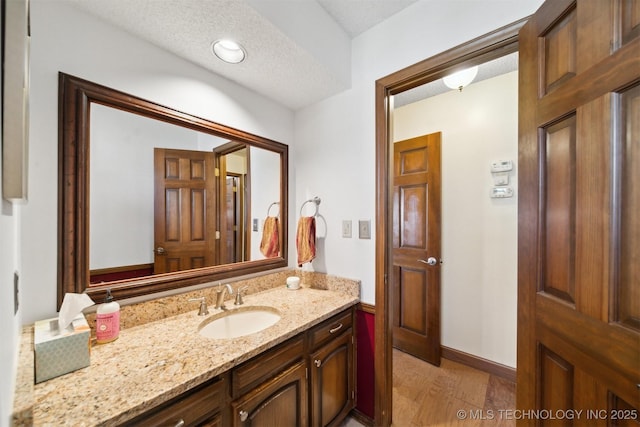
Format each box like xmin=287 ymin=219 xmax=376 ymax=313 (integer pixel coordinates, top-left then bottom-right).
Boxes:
xmin=13 ymin=285 xmax=359 ymax=426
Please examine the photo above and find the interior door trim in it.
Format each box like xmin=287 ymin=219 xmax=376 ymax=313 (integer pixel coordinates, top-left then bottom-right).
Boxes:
xmin=373 ymin=17 xmax=528 ymax=427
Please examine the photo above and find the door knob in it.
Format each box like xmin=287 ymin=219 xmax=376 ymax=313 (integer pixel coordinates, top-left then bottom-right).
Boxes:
xmin=154 ymin=247 xmax=166 ymax=255
xmin=418 ymin=257 xmax=438 ymax=266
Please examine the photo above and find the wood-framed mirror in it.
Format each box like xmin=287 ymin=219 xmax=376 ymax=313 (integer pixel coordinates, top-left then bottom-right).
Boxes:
xmin=58 ymin=73 xmax=288 ymax=307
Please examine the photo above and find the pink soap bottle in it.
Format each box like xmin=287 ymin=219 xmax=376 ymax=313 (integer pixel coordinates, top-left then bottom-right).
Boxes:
xmin=96 ymin=289 xmax=120 ymax=344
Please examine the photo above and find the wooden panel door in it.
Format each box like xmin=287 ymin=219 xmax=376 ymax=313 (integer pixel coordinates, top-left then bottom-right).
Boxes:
xmin=518 ymin=0 xmax=640 ymax=424
xmin=309 ymin=329 xmax=355 ymax=427
xmin=154 ymin=148 xmax=216 ymax=273
xmin=392 ymin=132 xmax=442 ymax=366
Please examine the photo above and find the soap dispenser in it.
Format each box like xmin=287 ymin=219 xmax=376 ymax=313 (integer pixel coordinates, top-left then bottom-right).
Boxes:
xmin=96 ymin=289 xmax=120 ymax=344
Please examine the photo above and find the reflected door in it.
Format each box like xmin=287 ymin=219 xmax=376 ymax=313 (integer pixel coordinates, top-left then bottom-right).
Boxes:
xmin=223 ymin=174 xmax=245 ymax=263
xmin=518 ymin=0 xmax=640 ymax=420
xmin=392 ymin=132 xmax=442 ymax=366
xmin=154 ymin=148 xmax=216 ymax=273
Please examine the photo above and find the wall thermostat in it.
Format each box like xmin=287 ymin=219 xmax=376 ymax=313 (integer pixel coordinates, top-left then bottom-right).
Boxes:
xmin=491 ymin=186 xmax=514 ymax=198
xmin=491 ymin=160 xmax=513 ymax=172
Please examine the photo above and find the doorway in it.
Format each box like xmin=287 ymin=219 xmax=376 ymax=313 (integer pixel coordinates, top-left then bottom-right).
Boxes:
xmin=374 ymin=18 xmax=527 ymax=426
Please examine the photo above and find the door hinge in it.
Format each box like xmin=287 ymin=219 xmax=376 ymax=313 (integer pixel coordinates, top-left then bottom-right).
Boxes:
xmin=384 ymin=273 xmax=388 ymax=286
xmin=232 ymin=186 xmax=237 ymax=192
xmin=305 ymin=367 xmax=308 ymax=380
xmin=214 ymin=167 xmax=220 ymax=177
xmin=215 ymin=231 xmax=220 ymax=239
xmin=352 ymin=390 xmax=355 ymax=400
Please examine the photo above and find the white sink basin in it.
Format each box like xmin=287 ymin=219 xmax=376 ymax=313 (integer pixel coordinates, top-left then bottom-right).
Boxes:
xmin=198 ymin=307 xmax=281 ymax=339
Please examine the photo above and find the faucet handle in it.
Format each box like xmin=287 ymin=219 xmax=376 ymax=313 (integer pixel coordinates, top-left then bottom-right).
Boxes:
xmin=188 ymin=297 xmax=209 ymax=316
xmin=234 ymin=286 xmax=248 ymax=305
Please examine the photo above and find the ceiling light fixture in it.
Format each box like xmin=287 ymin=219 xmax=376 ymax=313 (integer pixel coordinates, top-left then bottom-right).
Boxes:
xmin=211 ymin=39 xmax=246 ymax=64
xmin=443 ymin=66 xmax=479 ymax=91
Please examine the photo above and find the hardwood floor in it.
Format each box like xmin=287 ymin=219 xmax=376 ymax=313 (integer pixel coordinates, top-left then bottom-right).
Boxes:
xmin=391 ymin=349 xmax=516 ymax=426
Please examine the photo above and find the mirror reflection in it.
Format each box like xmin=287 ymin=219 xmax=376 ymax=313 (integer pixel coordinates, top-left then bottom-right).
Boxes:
xmin=58 ymin=73 xmax=288 ymax=305
xmin=88 ymin=104 xmax=281 ymax=283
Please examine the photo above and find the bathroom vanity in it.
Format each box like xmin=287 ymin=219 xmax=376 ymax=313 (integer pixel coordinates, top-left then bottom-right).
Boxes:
xmin=12 ymin=282 xmax=359 ymax=426
xmin=130 ymin=308 xmax=355 ymax=426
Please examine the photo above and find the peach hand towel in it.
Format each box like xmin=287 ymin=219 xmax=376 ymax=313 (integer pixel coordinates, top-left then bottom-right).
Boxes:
xmin=260 ymin=217 xmax=280 ymax=258
xmin=296 ymin=216 xmax=316 ymax=266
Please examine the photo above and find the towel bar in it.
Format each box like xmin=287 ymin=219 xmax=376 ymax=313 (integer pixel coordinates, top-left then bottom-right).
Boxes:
xmin=267 ymin=201 xmax=280 ymax=217
xmin=299 ymin=196 xmax=321 ymax=217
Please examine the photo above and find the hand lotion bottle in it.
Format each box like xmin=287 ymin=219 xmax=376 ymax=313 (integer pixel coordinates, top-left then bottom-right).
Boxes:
xmin=96 ymin=289 xmax=120 ymax=344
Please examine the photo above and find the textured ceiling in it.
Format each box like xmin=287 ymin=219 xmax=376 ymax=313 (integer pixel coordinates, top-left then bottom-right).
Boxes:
xmin=68 ymin=0 xmax=418 ymax=110
xmin=67 ymin=0 xmax=514 ymax=110
xmin=317 ymin=0 xmax=419 ymax=37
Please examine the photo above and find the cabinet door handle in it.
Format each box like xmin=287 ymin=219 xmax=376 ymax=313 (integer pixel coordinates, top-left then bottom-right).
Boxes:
xmin=174 ymin=420 xmax=185 ymax=427
xmin=329 ymin=323 xmax=343 ymax=334
xmin=314 ymin=359 xmax=322 ymax=367
xmin=239 ymin=410 xmax=248 ymax=422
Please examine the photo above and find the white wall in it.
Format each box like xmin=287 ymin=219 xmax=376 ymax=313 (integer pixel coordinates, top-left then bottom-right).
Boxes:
xmin=0 ymin=91 xmax=22 ymax=427
xmin=90 ymin=105 xmax=201 ymax=269
xmin=394 ymin=72 xmax=518 ymax=367
xmin=0 ymin=204 xmax=20 ymax=427
xmin=250 ymin=147 xmax=282 ymax=260
xmin=294 ymin=0 xmax=541 ymax=305
xmin=22 ymin=0 xmax=294 ymax=325
xmin=0 ymin=7 xmax=23 ymax=424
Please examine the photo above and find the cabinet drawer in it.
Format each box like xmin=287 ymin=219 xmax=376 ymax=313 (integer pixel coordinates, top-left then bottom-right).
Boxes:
xmin=232 ymin=335 xmax=304 ymax=398
xmin=309 ymin=309 xmax=353 ymax=350
xmin=126 ymin=374 xmax=227 ymax=427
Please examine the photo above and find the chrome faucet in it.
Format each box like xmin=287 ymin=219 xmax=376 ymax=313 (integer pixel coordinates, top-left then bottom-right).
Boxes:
xmin=215 ymin=284 xmax=234 ymax=310
xmin=188 ymin=297 xmax=209 ymax=316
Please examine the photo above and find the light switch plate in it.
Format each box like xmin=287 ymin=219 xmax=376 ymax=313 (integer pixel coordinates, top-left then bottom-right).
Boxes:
xmin=342 ymin=220 xmax=352 ymax=238
xmin=492 ymin=172 xmax=509 ymax=186
xmin=358 ymin=220 xmax=371 ymax=239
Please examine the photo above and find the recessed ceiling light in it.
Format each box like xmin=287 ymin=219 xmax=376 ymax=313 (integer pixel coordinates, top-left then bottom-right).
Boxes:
xmin=211 ymin=39 xmax=246 ymax=64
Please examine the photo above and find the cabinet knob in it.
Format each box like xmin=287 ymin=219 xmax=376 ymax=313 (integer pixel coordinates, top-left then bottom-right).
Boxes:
xmin=239 ymin=410 xmax=248 ymax=422
xmin=314 ymin=359 xmax=322 ymax=367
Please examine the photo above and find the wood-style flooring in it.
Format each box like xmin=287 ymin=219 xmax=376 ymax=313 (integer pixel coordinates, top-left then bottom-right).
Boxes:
xmin=392 ymin=348 xmax=516 ymax=426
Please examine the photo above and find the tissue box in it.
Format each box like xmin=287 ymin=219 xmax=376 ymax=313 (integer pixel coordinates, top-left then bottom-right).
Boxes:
xmin=34 ymin=314 xmax=91 ymax=383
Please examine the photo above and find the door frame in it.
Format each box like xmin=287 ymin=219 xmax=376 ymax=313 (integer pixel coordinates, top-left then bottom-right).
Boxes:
xmin=374 ymin=17 xmax=528 ymax=426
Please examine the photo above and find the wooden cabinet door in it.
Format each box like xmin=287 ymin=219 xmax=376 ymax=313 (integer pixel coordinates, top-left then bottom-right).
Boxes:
xmin=309 ymin=329 xmax=355 ymax=427
xmin=231 ymin=361 xmax=308 ymax=427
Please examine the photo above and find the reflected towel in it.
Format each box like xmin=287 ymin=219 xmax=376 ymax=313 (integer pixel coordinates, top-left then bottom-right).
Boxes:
xmin=296 ymin=216 xmax=316 ymax=266
xmin=260 ymin=217 xmax=280 ymax=258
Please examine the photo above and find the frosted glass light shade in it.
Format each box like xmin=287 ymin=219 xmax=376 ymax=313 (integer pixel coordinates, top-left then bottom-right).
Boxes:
xmin=443 ymin=66 xmax=479 ymax=91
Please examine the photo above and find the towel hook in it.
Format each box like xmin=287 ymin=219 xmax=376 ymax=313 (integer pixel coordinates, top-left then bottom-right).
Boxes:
xmin=300 ymin=196 xmax=321 ymax=217
xmin=267 ymin=202 xmax=280 ymax=217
